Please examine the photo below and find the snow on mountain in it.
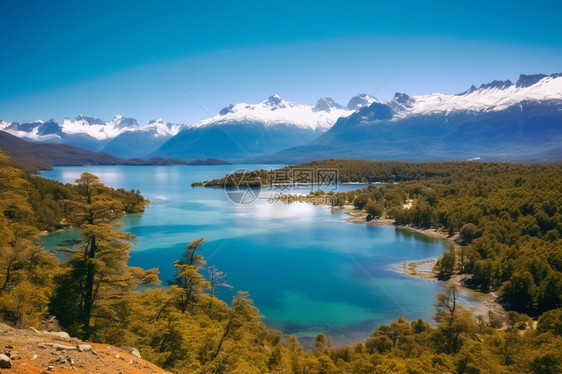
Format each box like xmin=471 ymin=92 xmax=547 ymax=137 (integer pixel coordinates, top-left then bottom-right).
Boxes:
xmin=152 ymin=94 xmax=378 ymax=161
xmin=144 ymin=118 xmax=184 ymax=137
xmin=389 ymin=73 xmax=562 ymax=118
xmin=346 ymin=94 xmax=378 ymax=110
xmin=1 ymin=120 xmax=63 ymax=142
xmin=0 ymin=114 xmax=187 ymax=158
xmin=0 ymin=120 xmax=11 ymax=131
xmin=1 ymin=115 xmax=185 ymax=142
xmin=266 ymin=73 xmax=562 ymax=163
xmin=313 ymin=97 xmax=345 ymax=112
xmin=5 ymin=72 xmax=560 ymax=162
xmin=60 ymin=114 xmax=140 ymax=140
xmin=191 ymin=94 xmax=353 ymax=131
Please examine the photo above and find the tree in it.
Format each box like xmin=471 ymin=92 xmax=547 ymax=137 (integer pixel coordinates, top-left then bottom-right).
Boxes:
xmin=436 ymin=248 xmax=456 ymax=280
xmin=353 ymin=193 xmax=370 ymax=210
xmin=207 ymin=265 xmax=233 ymax=299
xmin=0 ymin=152 xmax=59 ymax=327
xmin=537 ymin=272 xmax=562 ymax=313
xmin=502 ymin=271 xmax=537 ymax=313
xmin=169 ymin=238 xmax=210 ymax=313
xmin=433 ymin=286 xmax=474 ymax=353
xmin=459 ymin=223 xmax=477 ymax=244
xmin=537 ymin=308 xmax=562 ymax=336
xmin=365 ymin=199 xmax=384 ymax=220
xmin=0 ymin=230 xmax=58 ymax=327
xmin=472 ymin=259 xmax=493 ymax=290
xmin=51 ymin=172 xmax=158 ymax=338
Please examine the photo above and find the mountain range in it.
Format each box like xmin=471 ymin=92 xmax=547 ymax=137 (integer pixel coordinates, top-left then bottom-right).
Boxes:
xmin=0 ymin=94 xmax=375 ymax=161
xmin=0 ymin=131 xmax=228 ymax=172
xmin=1 ymin=73 xmax=561 ymax=163
xmin=266 ymin=73 xmax=562 ymax=162
xmin=0 ymin=115 xmax=185 ymax=159
xmin=150 ymin=94 xmax=371 ymax=160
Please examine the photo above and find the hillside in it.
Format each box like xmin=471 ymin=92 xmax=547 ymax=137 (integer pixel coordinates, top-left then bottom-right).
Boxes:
xmin=0 ymin=131 xmax=228 ymax=171
xmin=0 ymin=323 xmax=169 ymax=374
xmin=0 ymin=131 xmax=122 ymax=171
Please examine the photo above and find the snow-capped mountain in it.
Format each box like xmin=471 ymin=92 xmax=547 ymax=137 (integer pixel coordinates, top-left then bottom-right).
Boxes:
xmin=388 ymin=73 xmax=562 ymax=118
xmin=103 ymin=118 xmax=185 ymax=158
xmin=5 ymin=72 xmax=560 ymax=163
xmin=0 ymin=115 xmax=186 ymax=158
xmin=153 ymin=95 xmax=357 ymax=160
xmin=266 ymin=73 xmax=562 ymax=163
xmin=192 ymin=94 xmax=351 ymax=131
xmin=346 ymin=94 xmax=378 ymax=110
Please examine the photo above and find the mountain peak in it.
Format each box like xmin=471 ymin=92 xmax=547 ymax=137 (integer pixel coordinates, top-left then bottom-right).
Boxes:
xmin=347 ymin=94 xmax=377 ymax=110
xmin=75 ymin=114 xmax=104 ymax=125
xmin=148 ymin=117 xmax=165 ymax=125
xmin=219 ymin=104 xmax=236 ymax=116
xmin=458 ymin=85 xmax=478 ymax=96
xmin=264 ymin=94 xmax=287 ymax=109
xmin=313 ymin=97 xmax=344 ymax=112
xmin=393 ymin=92 xmax=411 ymax=104
xmin=478 ymin=79 xmax=513 ymax=90
xmin=516 ymin=74 xmax=548 ymax=88
xmin=109 ymin=115 xmax=138 ymax=129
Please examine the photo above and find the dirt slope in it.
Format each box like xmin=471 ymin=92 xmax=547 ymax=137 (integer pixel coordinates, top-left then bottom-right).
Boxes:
xmin=0 ymin=323 xmax=169 ymax=374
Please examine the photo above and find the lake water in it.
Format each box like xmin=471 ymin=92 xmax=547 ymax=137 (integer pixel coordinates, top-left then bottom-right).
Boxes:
xmin=41 ymin=165 xmax=478 ymax=345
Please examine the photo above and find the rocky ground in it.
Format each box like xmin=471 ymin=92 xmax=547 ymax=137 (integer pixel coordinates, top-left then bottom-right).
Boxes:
xmin=0 ymin=323 xmax=169 ymax=374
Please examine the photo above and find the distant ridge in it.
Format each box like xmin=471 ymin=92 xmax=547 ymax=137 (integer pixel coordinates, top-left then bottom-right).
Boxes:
xmin=0 ymin=131 xmax=228 ymax=172
xmin=0 ymin=115 xmax=186 ymax=159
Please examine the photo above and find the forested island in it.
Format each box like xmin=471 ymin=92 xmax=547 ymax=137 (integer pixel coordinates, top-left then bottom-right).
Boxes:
xmin=1 ymin=152 xmax=561 ymax=373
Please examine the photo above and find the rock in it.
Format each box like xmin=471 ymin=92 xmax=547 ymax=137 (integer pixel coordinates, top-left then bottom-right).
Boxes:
xmin=76 ymin=344 xmax=92 ymax=352
xmin=39 ymin=343 xmax=77 ymax=350
xmin=47 ymin=365 xmax=55 ymax=370
xmin=0 ymin=354 xmax=12 ymax=368
xmin=125 ymin=347 xmax=141 ymax=358
xmin=0 ymin=323 xmax=14 ymax=333
xmin=4 ymin=345 xmax=14 ymax=349
xmin=6 ymin=350 xmax=21 ymax=359
xmin=32 ymin=354 xmax=38 ymax=360
xmin=91 ymin=350 xmax=98 ymax=356
xmin=115 ymin=354 xmax=120 ymax=359
xmin=49 ymin=331 xmax=71 ymax=340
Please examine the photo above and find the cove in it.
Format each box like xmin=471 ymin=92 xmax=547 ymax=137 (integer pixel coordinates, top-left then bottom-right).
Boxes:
xmin=41 ymin=165 xmax=480 ymax=345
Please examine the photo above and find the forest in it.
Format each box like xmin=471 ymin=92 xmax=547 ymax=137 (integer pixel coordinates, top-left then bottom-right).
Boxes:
xmin=1 ymin=152 xmax=561 ymax=373
xmin=195 ymin=159 xmax=562 ymax=317
xmin=297 ymin=160 xmax=562 ymax=319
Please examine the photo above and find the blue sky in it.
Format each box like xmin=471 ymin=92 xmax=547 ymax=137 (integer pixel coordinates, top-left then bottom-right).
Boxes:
xmin=1 ymin=0 xmax=561 ymax=124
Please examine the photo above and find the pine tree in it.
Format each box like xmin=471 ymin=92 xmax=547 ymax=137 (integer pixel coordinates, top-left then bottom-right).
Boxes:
xmin=51 ymin=172 xmax=158 ymax=338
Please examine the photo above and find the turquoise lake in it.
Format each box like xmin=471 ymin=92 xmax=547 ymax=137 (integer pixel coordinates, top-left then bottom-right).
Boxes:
xmin=41 ymin=165 xmax=479 ymax=345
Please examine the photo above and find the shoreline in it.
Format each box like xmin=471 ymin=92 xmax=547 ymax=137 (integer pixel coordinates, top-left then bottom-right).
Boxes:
xmin=342 ymin=205 xmax=507 ymax=320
